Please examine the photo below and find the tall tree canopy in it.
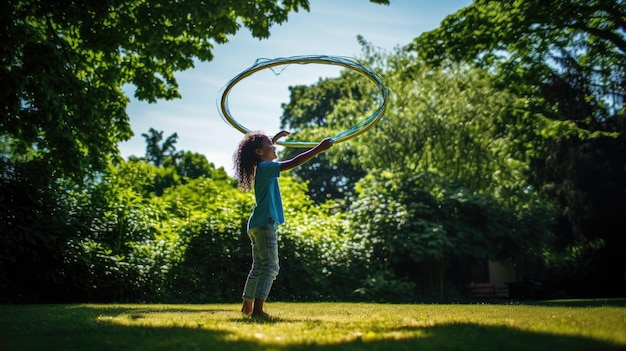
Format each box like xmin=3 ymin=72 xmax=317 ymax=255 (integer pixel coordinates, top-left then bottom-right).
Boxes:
xmin=141 ymin=128 xmax=181 ymax=167
xmin=411 ymin=0 xmax=625 ymax=125
xmin=410 ymin=0 xmax=626 ymax=294
xmin=1 ymin=0 xmax=389 ymax=179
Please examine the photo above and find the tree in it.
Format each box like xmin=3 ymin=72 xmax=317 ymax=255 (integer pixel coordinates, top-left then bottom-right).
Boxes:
xmin=1 ymin=0 xmax=388 ymax=179
xmin=164 ymin=150 xmax=219 ymax=181
xmin=410 ymin=0 xmax=626 ymax=296
xmin=370 ymin=52 xmax=530 ymax=199
xmin=280 ymin=41 xmax=535 ymax=207
xmin=276 ymin=39 xmax=563 ymax=297
xmin=141 ymin=128 xmax=181 ymax=167
xmin=412 ymin=0 xmax=625 ymax=113
xmin=348 ymin=170 xmax=553 ymax=300
xmin=0 ymin=155 xmax=78 ymax=302
xmin=280 ymin=73 xmax=372 ymax=201
xmin=1 ymin=0 xmax=390 ymax=302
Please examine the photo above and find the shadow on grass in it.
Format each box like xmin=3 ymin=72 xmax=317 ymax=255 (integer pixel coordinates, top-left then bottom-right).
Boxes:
xmin=523 ymin=297 xmax=626 ymax=308
xmin=1 ymin=304 xmax=623 ymax=351
xmin=284 ymin=326 xmax=624 ymax=351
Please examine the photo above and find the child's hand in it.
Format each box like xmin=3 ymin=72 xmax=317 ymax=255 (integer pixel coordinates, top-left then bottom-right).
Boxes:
xmin=272 ymin=130 xmax=291 ymax=144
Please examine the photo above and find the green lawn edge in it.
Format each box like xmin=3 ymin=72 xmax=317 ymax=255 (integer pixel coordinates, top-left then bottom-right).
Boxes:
xmin=1 ymin=299 xmax=624 ymax=351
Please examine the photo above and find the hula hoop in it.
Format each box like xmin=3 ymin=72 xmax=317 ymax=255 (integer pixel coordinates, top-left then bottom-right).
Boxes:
xmin=216 ymin=55 xmax=389 ymax=148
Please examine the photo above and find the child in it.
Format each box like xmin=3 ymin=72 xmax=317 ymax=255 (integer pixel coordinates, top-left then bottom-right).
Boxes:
xmin=233 ymin=130 xmax=333 ymax=318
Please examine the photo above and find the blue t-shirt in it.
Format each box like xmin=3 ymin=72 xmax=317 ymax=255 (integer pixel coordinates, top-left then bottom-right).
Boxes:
xmin=248 ymin=161 xmax=284 ymax=230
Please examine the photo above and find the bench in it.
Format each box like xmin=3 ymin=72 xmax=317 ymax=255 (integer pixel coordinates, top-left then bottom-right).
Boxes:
xmin=467 ymin=282 xmax=496 ymax=298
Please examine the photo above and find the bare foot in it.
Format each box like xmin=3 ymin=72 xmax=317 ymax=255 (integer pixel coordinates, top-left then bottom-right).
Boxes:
xmin=241 ymin=300 xmax=253 ymax=316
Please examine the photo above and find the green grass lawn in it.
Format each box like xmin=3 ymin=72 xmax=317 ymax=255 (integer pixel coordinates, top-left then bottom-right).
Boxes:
xmin=1 ymin=299 xmax=625 ymax=351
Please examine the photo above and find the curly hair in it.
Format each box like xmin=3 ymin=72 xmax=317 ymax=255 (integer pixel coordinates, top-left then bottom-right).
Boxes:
xmin=233 ymin=131 xmax=268 ymax=191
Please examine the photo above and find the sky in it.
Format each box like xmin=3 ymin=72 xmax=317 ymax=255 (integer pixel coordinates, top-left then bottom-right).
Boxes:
xmin=118 ymin=0 xmax=471 ymax=174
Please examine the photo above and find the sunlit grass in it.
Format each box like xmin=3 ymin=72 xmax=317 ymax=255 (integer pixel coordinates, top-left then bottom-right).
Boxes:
xmin=1 ymin=300 xmax=625 ymax=350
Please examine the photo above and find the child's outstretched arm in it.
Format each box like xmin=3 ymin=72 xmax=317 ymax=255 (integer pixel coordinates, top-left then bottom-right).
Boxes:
xmin=280 ymin=138 xmax=333 ymax=171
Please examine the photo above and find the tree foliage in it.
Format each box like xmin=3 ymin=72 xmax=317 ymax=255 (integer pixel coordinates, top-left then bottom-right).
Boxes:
xmin=280 ymin=41 xmax=539 ymax=208
xmin=412 ymin=0 xmax=625 ymax=120
xmin=348 ymin=170 xmax=554 ymax=297
xmin=275 ymin=39 xmax=558 ymax=297
xmin=4 ymin=0 xmax=623 ymax=302
xmin=1 ymin=0 xmax=313 ymax=179
xmin=280 ymin=71 xmax=373 ymax=201
xmin=1 ymin=0 xmax=398 ymax=303
xmin=0 ymin=157 xmax=76 ymax=302
xmin=141 ymin=128 xmax=182 ymax=167
xmin=410 ymin=0 xmax=626 ymax=295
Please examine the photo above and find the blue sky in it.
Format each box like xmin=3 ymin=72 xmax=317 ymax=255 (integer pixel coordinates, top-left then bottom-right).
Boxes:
xmin=119 ymin=0 xmax=471 ymax=174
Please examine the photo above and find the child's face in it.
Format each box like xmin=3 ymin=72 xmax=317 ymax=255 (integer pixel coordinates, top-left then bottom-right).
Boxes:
xmin=256 ymin=137 xmax=277 ymax=161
